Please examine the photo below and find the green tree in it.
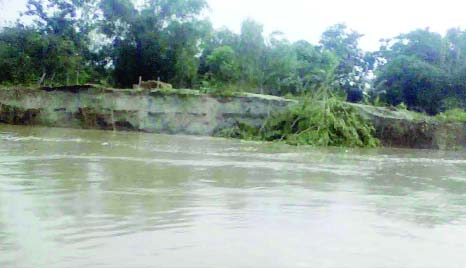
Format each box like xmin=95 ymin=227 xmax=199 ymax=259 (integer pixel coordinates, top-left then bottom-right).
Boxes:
xmin=206 ymin=46 xmax=240 ymax=83
xmin=386 ymin=28 xmax=444 ymax=65
xmin=293 ymin=40 xmax=338 ymax=92
xmin=262 ymin=32 xmax=299 ymax=95
xmin=99 ymin=0 xmax=209 ymax=87
xmin=0 ymin=26 xmax=44 ymax=84
xmin=375 ymin=55 xmax=447 ymax=114
xmin=21 ymin=0 xmax=98 ymax=85
xmin=374 ymin=27 xmax=466 ymax=113
xmin=198 ymin=27 xmax=239 ymax=76
xmin=238 ymin=19 xmax=265 ymax=89
xmin=320 ymin=23 xmax=368 ymax=98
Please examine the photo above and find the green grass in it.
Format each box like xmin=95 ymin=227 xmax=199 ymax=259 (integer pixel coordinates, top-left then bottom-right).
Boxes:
xmin=436 ymin=109 xmax=466 ymax=123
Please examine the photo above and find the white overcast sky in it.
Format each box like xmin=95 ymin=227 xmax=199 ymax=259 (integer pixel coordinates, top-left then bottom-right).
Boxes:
xmin=1 ymin=0 xmax=466 ymax=50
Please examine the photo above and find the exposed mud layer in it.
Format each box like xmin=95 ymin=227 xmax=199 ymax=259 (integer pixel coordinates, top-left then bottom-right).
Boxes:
xmin=0 ymin=104 xmax=42 ymax=125
xmin=372 ymin=118 xmax=465 ymax=149
xmin=0 ymin=86 xmax=464 ymax=149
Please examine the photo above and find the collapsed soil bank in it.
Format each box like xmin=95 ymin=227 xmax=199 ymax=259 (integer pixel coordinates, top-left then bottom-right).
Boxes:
xmin=0 ymin=86 xmax=464 ymax=149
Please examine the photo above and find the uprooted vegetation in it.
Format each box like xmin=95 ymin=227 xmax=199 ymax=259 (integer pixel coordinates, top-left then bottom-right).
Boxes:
xmin=219 ymin=89 xmax=380 ymax=148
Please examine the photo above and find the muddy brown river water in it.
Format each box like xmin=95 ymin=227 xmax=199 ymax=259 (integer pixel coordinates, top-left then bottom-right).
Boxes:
xmin=0 ymin=124 xmax=465 ymax=268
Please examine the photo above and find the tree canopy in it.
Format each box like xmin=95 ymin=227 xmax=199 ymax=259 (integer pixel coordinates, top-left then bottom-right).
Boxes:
xmin=0 ymin=1 xmax=465 ymax=114
xmin=375 ymin=28 xmax=466 ymax=114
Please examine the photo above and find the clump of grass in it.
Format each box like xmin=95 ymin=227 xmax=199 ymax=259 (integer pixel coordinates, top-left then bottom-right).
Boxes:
xmin=198 ymin=80 xmax=259 ymax=97
xmin=396 ymin=102 xmax=408 ymax=111
xmin=436 ymin=109 xmax=466 ymax=123
xmin=224 ymin=88 xmax=380 ymax=148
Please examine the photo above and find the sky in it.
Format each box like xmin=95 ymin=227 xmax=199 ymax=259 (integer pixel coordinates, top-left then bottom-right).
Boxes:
xmin=1 ymin=0 xmax=466 ymax=50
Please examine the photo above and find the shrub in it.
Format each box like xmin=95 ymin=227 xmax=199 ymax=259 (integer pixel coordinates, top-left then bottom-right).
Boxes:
xmin=223 ymin=89 xmax=380 ymax=148
xmin=436 ymin=109 xmax=466 ymax=123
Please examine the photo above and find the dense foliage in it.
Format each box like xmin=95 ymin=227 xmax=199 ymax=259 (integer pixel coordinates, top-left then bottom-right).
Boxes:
xmin=0 ymin=0 xmax=465 ymax=115
xmin=221 ymin=89 xmax=380 ymax=148
xmin=374 ymin=28 xmax=466 ymax=114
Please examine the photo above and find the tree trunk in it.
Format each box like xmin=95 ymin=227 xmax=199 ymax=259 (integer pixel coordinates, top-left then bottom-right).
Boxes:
xmin=38 ymin=73 xmax=46 ymax=87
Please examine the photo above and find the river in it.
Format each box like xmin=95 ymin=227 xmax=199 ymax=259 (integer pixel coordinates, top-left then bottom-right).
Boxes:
xmin=0 ymin=124 xmax=465 ymax=268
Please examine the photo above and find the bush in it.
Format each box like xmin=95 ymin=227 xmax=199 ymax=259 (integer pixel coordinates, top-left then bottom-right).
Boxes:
xmin=223 ymin=89 xmax=380 ymax=148
xmin=436 ymin=109 xmax=466 ymax=123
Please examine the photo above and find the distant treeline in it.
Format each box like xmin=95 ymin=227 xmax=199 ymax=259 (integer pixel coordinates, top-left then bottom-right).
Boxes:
xmin=1 ymin=0 xmax=465 ymax=114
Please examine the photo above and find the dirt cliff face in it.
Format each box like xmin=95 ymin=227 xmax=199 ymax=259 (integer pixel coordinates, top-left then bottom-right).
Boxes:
xmin=0 ymin=86 xmax=291 ymax=136
xmin=353 ymin=104 xmax=466 ymax=149
xmin=0 ymin=86 xmax=464 ymax=150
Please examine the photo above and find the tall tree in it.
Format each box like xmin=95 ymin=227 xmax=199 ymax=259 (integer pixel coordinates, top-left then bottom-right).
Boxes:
xmin=373 ymin=28 xmax=462 ymax=113
xmin=22 ymin=0 xmax=99 ymax=85
xmin=320 ymin=23 xmax=368 ymax=99
xmin=238 ymin=19 xmax=265 ymax=89
xmin=293 ymin=40 xmax=338 ymax=92
xmin=206 ymin=45 xmax=240 ymax=84
xmin=99 ymin=0 xmax=209 ymax=87
xmin=386 ymin=28 xmax=444 ymax=65
xmin=0 ymin=26 xmax=45 ymax=84
xmin=262 ymin=32 xmax=299 ymax=95
xmin=198 ymin=27 xmax=239 ymax=76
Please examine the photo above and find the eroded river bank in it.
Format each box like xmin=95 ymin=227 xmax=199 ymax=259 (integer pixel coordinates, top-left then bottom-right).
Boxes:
xmin=1 ymin=86 xmax=465 ymax=149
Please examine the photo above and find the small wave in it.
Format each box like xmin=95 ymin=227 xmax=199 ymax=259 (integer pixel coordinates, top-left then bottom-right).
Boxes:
xmin=0 ymin=154 xmax=372 ymax=177
xmin=0 ymin=135 xmax=91 ymax=144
